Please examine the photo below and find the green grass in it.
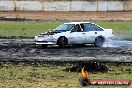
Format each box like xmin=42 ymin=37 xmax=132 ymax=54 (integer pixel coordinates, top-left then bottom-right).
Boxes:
xmin=0 ymin=21 xmax=62 ymax=37
xmin=0 ymin=21 xmax=132 ymax=38
xmin=96 ymin=22 xmax=132 ymax=37
xmin=0 ymin=63 xmax=131 ymax=88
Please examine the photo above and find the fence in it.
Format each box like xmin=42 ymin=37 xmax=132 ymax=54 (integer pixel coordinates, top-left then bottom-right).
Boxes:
xmin=0 ymin=0 xmax=132 ymax=11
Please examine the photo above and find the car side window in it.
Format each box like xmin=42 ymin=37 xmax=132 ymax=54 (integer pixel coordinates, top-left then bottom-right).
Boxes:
xmin=76 ymin=24 xmax=84 ymax=32
xmin=84 ymin=23 xmax=103 ymax=32
xmin=93 ymin=24 xmax=103 ymax=31
xmin=71 ymin=24 xmax=84 ymax=32
xmin=84 ymin=23 xmax=95 ymax=32
xmin=71 ymin=26 xmax=76 ymax=32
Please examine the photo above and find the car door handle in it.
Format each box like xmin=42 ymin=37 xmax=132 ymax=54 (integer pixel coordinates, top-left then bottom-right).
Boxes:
xmin=82 ymin=33 xmax=85 ymax=34
xmin=95 ymin=32 xmax=97 ymax=34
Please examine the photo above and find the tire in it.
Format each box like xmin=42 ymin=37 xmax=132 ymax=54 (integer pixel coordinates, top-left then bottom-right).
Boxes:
xmin=57 ymin=37 xmax=68 ymax=47
xmin=42 ymin=44 xmax=48 ymax=48
xmin=94 ymin=36 xmax=105 ymax=47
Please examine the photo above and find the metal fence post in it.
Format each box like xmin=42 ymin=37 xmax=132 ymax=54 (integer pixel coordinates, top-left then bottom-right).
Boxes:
xmin=14 ymin=0 xmax=16 ymax=12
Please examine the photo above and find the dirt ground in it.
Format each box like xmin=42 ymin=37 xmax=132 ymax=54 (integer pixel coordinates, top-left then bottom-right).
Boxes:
xmin=0 ymin=39 xmax=132 ymax=62
xmin=1 ymin=11 xmax=132 ymax=21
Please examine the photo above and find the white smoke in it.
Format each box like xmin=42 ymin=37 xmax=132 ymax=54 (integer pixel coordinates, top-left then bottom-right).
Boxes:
xmin=103 ymin=36 xmax=132 ymax=49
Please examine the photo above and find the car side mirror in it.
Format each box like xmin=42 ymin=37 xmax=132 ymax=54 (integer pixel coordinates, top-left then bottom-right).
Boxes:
xmin=71 ymin=30 xmax=75 ymax=32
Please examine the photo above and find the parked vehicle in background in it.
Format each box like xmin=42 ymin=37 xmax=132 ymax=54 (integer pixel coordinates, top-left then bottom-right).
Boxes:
xmin=34 ymin=22 xmax=114 ymax=47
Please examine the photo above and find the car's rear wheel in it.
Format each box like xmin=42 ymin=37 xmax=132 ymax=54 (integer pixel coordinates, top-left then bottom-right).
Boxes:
xmin=57 ymin=37 xmax=68 ymax=47
xmin=94 ymin=36 xmax=105 ymax=47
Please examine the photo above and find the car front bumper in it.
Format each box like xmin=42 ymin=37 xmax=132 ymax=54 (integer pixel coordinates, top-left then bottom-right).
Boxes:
xmin=36 ymin=41 xmax=56 ymax=45
xmin=34 ymin=36 xmax=56 ymax=45
xmin=34 ymin=36 xmax=57 ymax=45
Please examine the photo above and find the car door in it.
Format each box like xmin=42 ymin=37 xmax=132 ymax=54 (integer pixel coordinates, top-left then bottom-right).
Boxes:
xmin=69 ymin=25 xmax=86 ymax=44
xmin=84 ymin=23 xmax=104 ymax=43
xmin=84 ymin=23 xmax=98 ymax=43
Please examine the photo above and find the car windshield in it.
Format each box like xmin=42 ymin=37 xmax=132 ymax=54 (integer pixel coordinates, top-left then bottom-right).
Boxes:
xmin=53 ymin=24 xmax=75 ymax=32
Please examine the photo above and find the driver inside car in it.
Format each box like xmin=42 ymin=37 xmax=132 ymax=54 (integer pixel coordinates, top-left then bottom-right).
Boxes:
xmin=76 ymin=24 xmax=83 ymax=32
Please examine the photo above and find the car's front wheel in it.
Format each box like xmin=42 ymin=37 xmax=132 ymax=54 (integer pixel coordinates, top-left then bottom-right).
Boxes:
xmin=57 ymin=37 xmax=68 ymax=47
xmin=94 ymin=36 xmax=105 ymax=47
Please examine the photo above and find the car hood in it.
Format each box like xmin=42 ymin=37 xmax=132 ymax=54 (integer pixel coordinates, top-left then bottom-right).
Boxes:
xmin=38 ymin=31 xmax=61 ymax=37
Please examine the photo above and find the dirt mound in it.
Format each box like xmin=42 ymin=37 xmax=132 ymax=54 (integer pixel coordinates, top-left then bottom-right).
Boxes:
xmin=0 ymin=16 xmax=29 ymax=21
xmin=65 ymin=60 xmax=108 ymax=72
xmin=1 ymin=12 xmax=132 ymax=21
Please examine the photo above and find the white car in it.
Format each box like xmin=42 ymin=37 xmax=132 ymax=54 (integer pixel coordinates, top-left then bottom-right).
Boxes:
xmin=34 ymin=22 xmax=114 ymax=47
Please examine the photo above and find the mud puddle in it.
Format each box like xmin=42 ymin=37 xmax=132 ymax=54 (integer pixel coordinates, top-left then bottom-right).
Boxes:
xmin=0 ymin=39 xmax=132 ymax=62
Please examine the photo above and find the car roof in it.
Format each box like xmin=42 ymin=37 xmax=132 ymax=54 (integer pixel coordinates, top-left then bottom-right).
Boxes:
xmin=64 ymin=22 xmax=104 ymax=29
xmin=64 ymin=22 xmax=91 ymax=24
